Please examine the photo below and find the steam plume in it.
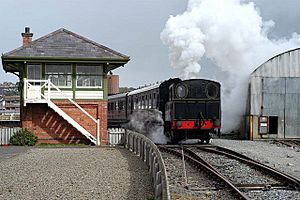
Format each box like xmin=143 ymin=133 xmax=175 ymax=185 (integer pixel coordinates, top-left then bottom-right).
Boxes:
xmin=126 ymin=110 xmax=169 ymax=144
xmin=161 ymin=0 xmax=300 ymax=132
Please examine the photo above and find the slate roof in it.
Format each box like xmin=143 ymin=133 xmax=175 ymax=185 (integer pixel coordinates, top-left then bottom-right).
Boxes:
xmin=3 ymin=28 xmax=129 ymax=60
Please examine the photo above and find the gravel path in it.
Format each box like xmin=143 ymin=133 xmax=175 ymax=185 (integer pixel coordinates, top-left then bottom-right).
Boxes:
xmin=0 ymin=147 xmax=153 ymax=200
xmin=212 ymin=139 xmax=300 ymax=179
xmin=0 ymin=146 xmax=30 ymax=161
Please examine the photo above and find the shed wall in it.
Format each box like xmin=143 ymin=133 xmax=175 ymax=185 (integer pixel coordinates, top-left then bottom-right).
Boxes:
xmin=250 ymin=76 xmax=300 ymax=139
xmin=249 ymin=48 xmax=300 ymax=139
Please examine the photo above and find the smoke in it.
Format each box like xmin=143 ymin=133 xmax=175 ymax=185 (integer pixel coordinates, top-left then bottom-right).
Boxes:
xmin=126 ymin=110 xmax=169 ymax=144
xmin=161 ymin=0 xmax=300 ymax=132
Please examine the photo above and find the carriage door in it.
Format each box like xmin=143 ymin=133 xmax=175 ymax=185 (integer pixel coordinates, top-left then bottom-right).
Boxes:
xmin=27 ymin=64 xmax=42 ymax=100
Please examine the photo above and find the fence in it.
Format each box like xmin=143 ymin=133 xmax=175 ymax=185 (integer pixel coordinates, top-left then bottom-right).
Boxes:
xmin=125 ymin=130 xmax=170 ymax=200
xmin=108 ymin=128 xmax=125 ymax=146
xmin=0 ymin=127 xmax=21 ymax=145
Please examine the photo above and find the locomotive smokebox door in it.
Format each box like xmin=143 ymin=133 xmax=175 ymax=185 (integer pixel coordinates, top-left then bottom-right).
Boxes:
xmin=259 ymin=116 xmax=268 ymax=134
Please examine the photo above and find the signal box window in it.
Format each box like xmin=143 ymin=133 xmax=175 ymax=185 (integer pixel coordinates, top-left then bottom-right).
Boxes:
xmin=28 ymin=64 xmax=42 ymax=85
xmin=76 ymin=65 xmax=102 ymax=88
xmin=45 ymin=64 xmax=72 ymax=87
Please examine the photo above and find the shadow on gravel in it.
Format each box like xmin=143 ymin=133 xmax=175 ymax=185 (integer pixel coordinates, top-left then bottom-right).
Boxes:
xmin=118 ymin=147 xmax=154 ymax=200
xmin=0 ymin=146 xmax=30 ymax=162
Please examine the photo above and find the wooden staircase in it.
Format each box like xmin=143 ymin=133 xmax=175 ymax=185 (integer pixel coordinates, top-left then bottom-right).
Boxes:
xmin=23 ymin=79 xmax=100 ymax=145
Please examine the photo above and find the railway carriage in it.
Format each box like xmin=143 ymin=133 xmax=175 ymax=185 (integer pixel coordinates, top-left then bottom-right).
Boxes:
xmin=108 ymin=78 xmax=221 ymax=143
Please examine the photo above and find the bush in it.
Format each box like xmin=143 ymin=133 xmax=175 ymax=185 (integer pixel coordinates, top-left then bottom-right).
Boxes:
xmin=10 ymin=129 xmax=38 ymax=146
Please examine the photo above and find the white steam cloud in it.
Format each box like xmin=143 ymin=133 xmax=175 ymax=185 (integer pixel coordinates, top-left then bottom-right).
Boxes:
xmin=126 ymin=110 xmax=169 ymax=144
xmin=161 ymin=0 xmax=300 ymax=132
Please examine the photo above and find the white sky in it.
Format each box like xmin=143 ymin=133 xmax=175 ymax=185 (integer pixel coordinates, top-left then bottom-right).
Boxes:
xmin=0 ymin=0 xmax=300 ymax=87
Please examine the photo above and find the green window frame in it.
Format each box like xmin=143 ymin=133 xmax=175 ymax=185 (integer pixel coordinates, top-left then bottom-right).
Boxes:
xmin=76 ymin=64 xmax=103 ymax=88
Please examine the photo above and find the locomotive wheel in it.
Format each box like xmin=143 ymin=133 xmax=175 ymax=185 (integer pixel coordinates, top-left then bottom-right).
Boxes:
xmin=170 ymin=130 xmax=180 ymax=144
xmin=164 ymin=123 xmax=171 ymax=137
xmin=203 ymin=139 xmax=210 ymax=144
xmin=170 ymin=135 xmax=179 ymax=144
xmin=202 ymin=131 xmax=211 ymax=144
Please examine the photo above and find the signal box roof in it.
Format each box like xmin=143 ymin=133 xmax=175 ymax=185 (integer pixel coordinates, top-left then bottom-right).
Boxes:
xmin=2 ymin=28 xmax=130 ymax=72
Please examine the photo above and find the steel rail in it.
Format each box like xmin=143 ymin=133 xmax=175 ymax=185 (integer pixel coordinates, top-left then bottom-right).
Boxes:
xmin=274 ymin=139 xmax=300 ymax=149
xmin=195 ymin=145 xmax=300 ymax=189
xmin=159 ymin=145 xmax=250 ymax=200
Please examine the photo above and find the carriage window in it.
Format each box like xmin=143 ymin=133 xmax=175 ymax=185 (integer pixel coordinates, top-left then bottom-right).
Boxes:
xmin=138 ymin=97 xmax=141 ymax=109
xmin=149 ymin=94 xmax=152 ymax=109
xmin=118 ymin=101 xmax=121 ymax=111
xmin=142 ymin=96 xmax=144 ymax=109
xmin=145 ymin=95 xmax=148 ymax=109
xmin=135 ymin=98 xmax=138 ymax=110
xmin=115 ymin=102 xmax=118 ymax=111
xmin=152 ymin=93 xmax=156 ymax=109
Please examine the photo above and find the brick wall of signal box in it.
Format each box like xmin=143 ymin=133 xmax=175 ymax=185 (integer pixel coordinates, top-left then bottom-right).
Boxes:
xmin=21 ymin=100 xmax=108 ymax=145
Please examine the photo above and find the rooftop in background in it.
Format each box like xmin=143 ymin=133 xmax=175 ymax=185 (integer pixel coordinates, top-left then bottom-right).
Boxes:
xmin=0 ymin=82 xmax=19 ymax=96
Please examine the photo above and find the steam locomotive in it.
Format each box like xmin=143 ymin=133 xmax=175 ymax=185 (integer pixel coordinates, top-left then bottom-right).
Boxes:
xmin=108 ymin=78 xmax=221 ymax=143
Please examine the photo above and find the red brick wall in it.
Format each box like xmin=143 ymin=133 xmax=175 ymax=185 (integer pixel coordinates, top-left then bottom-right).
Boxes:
xmin=21 ymin=100 xmax=108 ymax=145
xmin=22 ymin=37 xmax=32 ymax=46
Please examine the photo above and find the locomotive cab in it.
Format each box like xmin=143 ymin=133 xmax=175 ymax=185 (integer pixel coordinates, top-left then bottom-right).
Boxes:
xmin=164 ymin=79 xmax=221 ymax=143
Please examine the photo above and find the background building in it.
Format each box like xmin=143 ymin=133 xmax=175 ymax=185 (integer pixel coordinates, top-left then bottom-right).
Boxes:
xmin=0 ymin=82 xmax=20 ymax=127
xmin=246 ymin=48 xmax=300 ymax=140
xmin=108 ymin=73 xmax=120 ymax=95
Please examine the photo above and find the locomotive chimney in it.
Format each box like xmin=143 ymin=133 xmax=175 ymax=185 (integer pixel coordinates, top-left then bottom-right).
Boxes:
xmin=21 ymin=27 xmax=33 ymax=46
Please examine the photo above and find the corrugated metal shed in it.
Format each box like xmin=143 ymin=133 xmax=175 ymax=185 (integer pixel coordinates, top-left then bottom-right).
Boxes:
xmin=249 ymin=48 xmax=300 ymax=139
xmin=251 ymin=48 xmax=300 ymax=77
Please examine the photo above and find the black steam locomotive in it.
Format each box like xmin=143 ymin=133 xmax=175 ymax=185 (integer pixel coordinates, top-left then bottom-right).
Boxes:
xmin=108 ymin=78 xmax=221 ymax=143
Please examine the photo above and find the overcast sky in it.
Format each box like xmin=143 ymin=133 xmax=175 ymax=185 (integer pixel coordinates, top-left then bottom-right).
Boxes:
xmin=1 ymin=0 xmax=300 ymax=87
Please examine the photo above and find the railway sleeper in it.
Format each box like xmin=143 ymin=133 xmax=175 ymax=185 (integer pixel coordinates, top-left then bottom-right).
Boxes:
xmin=159 ymin=146 xmax=250 ymax=200
xmin=194 ymin=145 xmax=300 ymax=189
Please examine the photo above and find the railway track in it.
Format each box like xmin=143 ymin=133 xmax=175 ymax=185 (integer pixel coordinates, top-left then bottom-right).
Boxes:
xmin=158 ymin=144 xmax=300 ymax=200
xmin=273 ymin=139 xmax=300 ymax=149
xmin=159 ymin=145 xmax=248 ymax=199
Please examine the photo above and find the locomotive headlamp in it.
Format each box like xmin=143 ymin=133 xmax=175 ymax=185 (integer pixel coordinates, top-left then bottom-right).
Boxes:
xmin=176 ymin=121 xmax=182 ymax=128
xmin=176 ymin=85 xmax=187 ymax=98
xmin=213 ymin=119 xmax=221 ymax=127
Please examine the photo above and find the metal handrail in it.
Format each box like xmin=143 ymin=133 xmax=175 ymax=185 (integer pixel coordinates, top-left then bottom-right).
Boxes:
xmin=124 ymin=130 xmax=170 ymax=200
xmin=24 ymin=78 xmax=101 ymax=145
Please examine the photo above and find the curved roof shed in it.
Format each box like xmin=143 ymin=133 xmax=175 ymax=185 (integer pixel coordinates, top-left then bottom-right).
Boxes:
xmin=249 ymin=47 xmax=300 ymax=139
xmin=251 ymin=48 xmax=300 ymax=77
